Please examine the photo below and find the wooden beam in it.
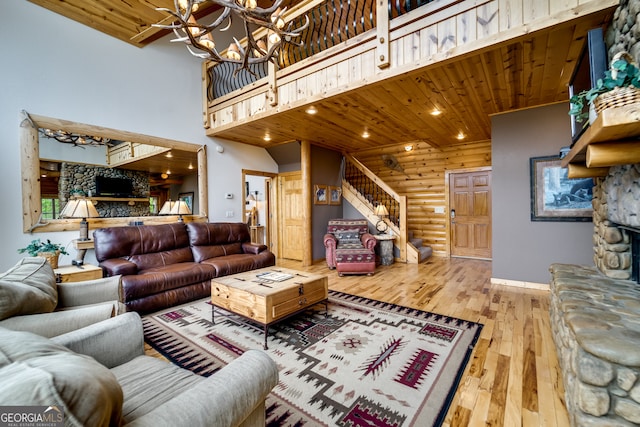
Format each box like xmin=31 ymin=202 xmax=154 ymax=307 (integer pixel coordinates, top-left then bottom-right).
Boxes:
xmin=586 ymin=141 xmax=640 ymax=168
xmin=376 ymin=0 xmax=390 ymax=69
xmin=566 ymin=163 xmax=609 ymax=179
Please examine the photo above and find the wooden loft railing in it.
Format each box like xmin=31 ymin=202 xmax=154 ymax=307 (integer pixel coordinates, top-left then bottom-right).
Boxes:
xmin=206 ymin=0 xmax=437 ymax=100
xmin=342 ymin=154 xmax=417 ymax=263
xmin=203 ymin=0 xmax=616 ymax=132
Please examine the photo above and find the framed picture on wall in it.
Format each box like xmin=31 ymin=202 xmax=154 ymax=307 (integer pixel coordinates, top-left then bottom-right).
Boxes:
xmin=178 ymin=192 xmax=194 ymax=213
xmin=329 ymin=186 xmax=342 ymax=205
xmin=314 ymin=185 xmax=328 ymax=205
xmin=530 ymin=156 xmax=593 ymax=221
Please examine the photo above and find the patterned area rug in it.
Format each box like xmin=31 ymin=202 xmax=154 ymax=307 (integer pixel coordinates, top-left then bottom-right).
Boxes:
xmin=143 ymin=291 xmax=482 ymax=426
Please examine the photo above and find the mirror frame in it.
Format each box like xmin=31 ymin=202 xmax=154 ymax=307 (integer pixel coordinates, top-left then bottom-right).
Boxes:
xmin=20 ymin=111 xmax=208 ymax=233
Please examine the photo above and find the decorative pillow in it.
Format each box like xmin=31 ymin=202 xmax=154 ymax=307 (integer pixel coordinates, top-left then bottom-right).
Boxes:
xmin=0 ymin=327 xmax=123 ymax=426
xmin=335 ymin=229 xmax=361 ymax=244
xmin=0 ymin=257 xmax=57 ymax=321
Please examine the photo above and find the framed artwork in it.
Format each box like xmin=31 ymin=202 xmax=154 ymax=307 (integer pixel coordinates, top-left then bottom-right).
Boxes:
xmin=178 ymin=192 xmax=194 ymax=213
xmin=530 ymin=156 xmax=593 ymax=222
xmin=329 ymin=186 xmax=342 ymax=205
xmin=314 ymin=185 xmax=328 ymax=205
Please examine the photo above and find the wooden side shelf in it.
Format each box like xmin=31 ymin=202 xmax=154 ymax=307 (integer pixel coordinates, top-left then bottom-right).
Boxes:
xmin=561 ymin=104 xmax=640 ymax=172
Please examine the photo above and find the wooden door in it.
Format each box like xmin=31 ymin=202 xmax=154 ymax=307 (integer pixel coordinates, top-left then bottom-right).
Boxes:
xmin=278 ymin=172 xmax=304 ymax=261
xmin=449 ymin=169 xmax=492 ymax=259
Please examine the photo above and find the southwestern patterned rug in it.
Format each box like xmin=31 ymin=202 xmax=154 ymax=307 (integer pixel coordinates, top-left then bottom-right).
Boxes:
xmin=142 ymin=291 xmax=482 ymax=426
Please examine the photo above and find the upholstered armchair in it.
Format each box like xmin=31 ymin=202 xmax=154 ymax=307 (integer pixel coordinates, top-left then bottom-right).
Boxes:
xmin=0 ymin=257 xmax=123 ymax=338
xmin=323 ymin=219 xmax=377 ymax=276
xmin=0 ymin=312 xmax=278 ymax=426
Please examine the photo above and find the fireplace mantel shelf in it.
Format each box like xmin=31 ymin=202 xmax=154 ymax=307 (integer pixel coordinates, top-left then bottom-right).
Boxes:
xmin=562 ymin=104 xmax=640 ymax=174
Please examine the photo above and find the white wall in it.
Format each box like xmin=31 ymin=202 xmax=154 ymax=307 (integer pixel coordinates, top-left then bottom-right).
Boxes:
xmin=0 ymin=1 xmax=277 ymax=270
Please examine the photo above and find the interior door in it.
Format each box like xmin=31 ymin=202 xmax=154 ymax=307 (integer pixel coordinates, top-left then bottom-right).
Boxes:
xmin=449 ymin=169 xmax=492 ymax=259
xmin=278 ymin=172 xmax=304 ymax=261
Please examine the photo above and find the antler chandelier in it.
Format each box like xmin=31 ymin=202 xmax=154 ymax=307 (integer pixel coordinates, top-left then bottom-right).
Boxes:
xmin=40 ymin=129 xmax=111 ymax=147
xmin=154 ymin=0 xmax=309 ymax=74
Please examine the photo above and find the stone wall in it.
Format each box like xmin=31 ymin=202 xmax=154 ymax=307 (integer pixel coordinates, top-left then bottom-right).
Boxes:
xmin=550 ymin=264 xmax=640 ymax=426
xmin=606 ymin=0 xmax=640 ymax=63
xmin=59 ymin=163 xmax=151 ymax=217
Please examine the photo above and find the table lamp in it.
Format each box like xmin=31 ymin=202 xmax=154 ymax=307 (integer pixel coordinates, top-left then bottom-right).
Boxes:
xmin=374 ymin=204 xmax=389 ymax=234
xmin=170 ymin=200 xmax=192 ymax=222
xmin=159 ymin=200 xmax=175 ymax=215
xmin=60 ymin=198 xmax=100 ymax=265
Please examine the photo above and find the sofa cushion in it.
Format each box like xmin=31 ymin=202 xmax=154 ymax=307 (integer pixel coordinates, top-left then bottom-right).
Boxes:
xmin=111 ymin=355 xmax=202 ymax=422
xmin=202 ymin=252 xmax=276 ymax=277
xmin=0 ymin=258 xmax=57 ymax=321
xmin=128 ymin=247 xmax=194 ymax=271
xmin=121 ymin=262 xmax=215 ymax=301
xmin=335 ymin=228 xmax=361 ymax=245
xmin=0 ymin=327 xmax=123 ymax=426
xmin=191 ymin=242 xmax=243 ymax=263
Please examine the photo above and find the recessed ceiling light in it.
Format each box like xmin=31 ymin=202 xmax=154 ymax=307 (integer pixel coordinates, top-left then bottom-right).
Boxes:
xmin=264 ymin=134 xmax=271 ymax=141
xmin=404 ymin=144 xmax=414 ymax=152
xmin=430 ymin=109 xmax=442 ymax=116
xmin=306 ymin=106 xmax=318 ymax=115
xmin=456 ymin=132 xmax=465 ymax=140
xmin=362 ymin=131 xmax=370 ymax=138
xmin=188 ymin=163 xmax=194 ymax=170
xmin=166 ymin=152 xmax=173 ymax=158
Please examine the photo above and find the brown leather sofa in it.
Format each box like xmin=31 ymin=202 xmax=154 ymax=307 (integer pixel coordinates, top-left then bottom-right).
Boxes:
xmin=94 ymin=222 xmax=275 ymax=313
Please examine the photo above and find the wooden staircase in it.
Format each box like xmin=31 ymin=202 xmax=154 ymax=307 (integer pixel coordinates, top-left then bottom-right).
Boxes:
xmin=342 ymin=155 xmax=434 ymax=264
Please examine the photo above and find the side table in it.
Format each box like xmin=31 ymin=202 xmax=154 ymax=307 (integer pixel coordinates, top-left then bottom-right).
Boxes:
xmin=53 ymin=264 xmax=103 ymax=283
xmin=374 ymin=234 xmax=396 ymax=266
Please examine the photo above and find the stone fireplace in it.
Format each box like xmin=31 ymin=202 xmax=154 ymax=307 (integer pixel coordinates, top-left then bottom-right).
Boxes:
xmin=592 ymin=164 xmax=640 ymax=281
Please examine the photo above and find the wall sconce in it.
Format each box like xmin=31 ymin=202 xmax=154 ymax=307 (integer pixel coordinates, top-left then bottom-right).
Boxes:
xmin=60 ymin=198 xmax=100 ymax=265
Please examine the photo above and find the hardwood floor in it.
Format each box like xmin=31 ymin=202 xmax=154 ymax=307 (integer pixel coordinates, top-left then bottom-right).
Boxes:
xmin=145 ymin=256 xmax=571 ymax=426
xmin=275 ymin=257 xmax=571 ymax=427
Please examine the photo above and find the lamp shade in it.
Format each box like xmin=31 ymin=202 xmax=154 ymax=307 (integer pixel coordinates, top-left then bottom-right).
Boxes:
xmin=374 ymin=204 xmax=389 ymax=217
xmin=246 ymin=194 xmax=256 ymax=202
xmin=60 ymin=199 xmax=99 ymax=219
xmin=159 ymin=200 xmax=175 ymax=215
xmin=170 ymin=200 xmax=192 ymax=215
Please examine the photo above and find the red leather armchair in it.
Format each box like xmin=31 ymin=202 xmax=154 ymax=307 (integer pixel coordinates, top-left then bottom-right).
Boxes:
xmin=323 ymin=219 xmax=376 ymax=276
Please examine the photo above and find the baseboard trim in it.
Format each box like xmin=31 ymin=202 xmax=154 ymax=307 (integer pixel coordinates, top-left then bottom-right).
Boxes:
xmin=490 ymin=277 xmax=548 ymax=290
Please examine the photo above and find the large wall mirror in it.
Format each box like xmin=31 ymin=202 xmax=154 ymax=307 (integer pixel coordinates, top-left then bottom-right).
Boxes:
xmin=20 ymin=111 xmax=208 ymax=233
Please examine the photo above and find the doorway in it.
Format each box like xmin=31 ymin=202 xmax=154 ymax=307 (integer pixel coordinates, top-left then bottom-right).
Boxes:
xmin=242 ymin=170 xmax=277 ymax=251
xmin=447 ymin=167 xmax=492 ymax=260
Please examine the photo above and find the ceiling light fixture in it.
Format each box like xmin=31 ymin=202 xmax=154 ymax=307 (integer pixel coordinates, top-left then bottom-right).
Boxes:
xmin=306 ymin=106 xmax=318 ymax=114
xmin=166 ymin=152 xmax=173 ymax=158
xmin=40 ymin=128 xmax=111 ymax=147
xmin=404 ymin=144 xmax=414 ymax=152
xmin=188 ymin=163 xmax=194 ymax=170
xmin=263 ymin=134 xmax=272 ymax=141
xmin=362 ymin=131 xmax=370 ymax=138
xmin=154 ymin=0 xmax=309 ymax=75
xmin=456 ymin=132 xmax=465 ymax=140
xmin=430 ymin=109 xmax=442 ymax=116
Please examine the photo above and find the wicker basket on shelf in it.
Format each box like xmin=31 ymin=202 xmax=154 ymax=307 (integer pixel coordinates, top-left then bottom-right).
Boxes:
xmin=593 ymin=52 xmax=640 ymax=114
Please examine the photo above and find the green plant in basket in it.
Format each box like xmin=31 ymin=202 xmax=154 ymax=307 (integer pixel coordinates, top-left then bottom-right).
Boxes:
xmin=569 ymin=52 xmax=640 ymax=123
xmin=17 ymin=239 xmax=69 ymax=257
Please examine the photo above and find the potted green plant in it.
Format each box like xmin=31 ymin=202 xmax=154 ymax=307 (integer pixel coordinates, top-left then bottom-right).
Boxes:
xmin=17 ymin=239 xmax=69 ymax=268
xmin=569 ymin=51 xmax=640 ymax=124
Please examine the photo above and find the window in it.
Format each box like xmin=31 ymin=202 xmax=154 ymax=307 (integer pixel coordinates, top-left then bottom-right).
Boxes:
xmin=149 ymin=196 xmax=159 ymax=214
xmin=41 ymin=198 xmax=61 ymax=220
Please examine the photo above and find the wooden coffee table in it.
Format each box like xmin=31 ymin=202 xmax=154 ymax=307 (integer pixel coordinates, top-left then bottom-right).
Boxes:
xmin=211 ymin=267 xmax=328 ymax=349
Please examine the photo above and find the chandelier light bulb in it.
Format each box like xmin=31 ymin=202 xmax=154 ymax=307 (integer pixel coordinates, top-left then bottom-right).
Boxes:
xmin=199 ymin=37 xmax=215 ymax=50
xmin=268 ymin=32 xmax=281 ymax=45
xmin=227 ymin=43 xmax=241 ymax=60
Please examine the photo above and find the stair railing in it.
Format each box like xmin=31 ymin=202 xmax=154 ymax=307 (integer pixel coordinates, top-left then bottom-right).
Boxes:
xmin=342 ymin=154 xmax=415 ymax=263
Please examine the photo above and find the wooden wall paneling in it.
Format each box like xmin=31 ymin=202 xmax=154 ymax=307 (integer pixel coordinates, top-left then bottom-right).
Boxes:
xmin=477 ymin=1 xmax=500 ymax=40
xmin=457 ymin=9 xmax=477 ymax=45
xmin=337 ymin=61 xmax=349 ymax=87
xmin=499 ymin=0 xmax=524 ymax=30
xmin=348 ymin=55 xmax=362 ymax=81
xmin=437 ymin=17 xmax=457 ymax=53
xmin=297 ymin=76 xmax=308 ymax=101
xmin=523 ymin=0 xmax=550 ymax=22
xmin=550 ymin=0 xmax=577 ymax=16
xmin=421 ymin=25 xmax=439 ymax=59
xmin=326 ymin=64 xmax=338 ymax=91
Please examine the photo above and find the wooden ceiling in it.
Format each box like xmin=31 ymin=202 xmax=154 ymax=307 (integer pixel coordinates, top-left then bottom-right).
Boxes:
xmin=28 ymin=0 xmax=615 ymax=154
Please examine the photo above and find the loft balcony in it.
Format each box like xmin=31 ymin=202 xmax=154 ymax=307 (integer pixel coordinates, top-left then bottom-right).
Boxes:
xmin=203 ymin=0 xmax=617 ymax=153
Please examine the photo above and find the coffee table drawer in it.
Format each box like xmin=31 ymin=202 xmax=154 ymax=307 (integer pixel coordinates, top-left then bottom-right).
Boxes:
xmin=272 ymin=286 xmax=327 ymax=319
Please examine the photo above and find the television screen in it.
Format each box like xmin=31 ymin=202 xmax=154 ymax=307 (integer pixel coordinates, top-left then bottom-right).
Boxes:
xmin=95 ymin=176 xmax=133 ymax=197
xmin=569 ymin=27 xmax=608 ymax=144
